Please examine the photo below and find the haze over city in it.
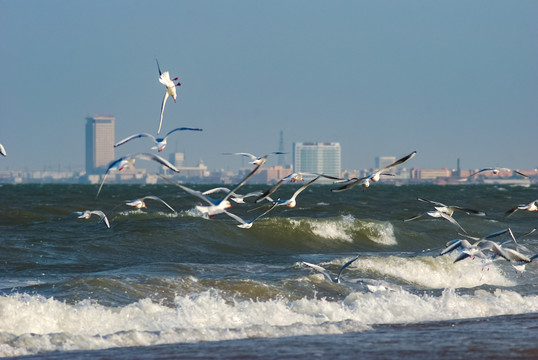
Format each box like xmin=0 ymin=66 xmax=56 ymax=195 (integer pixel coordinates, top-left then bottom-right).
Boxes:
xmin=1 ymin=1 xmax=537 ymax=174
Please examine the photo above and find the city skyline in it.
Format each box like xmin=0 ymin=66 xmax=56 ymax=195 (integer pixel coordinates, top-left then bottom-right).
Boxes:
xmin=1 ymin=1 xmax=537 ymax=173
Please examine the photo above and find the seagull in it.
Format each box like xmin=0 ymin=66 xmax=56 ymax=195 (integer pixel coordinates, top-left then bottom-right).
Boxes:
xmin=469 ymin=168 xmax=528 ymax=178
xmin=223 ymin=204 xmax=278 ymax=229
xmin=497 ymin=228 xmax=538 ymax=275
xmin=331 ymin=151 xmax=416 ymax=192
xmin=404 ymin=198 xmax=486 ymax=233
xmin=222 ymin=152 xmax=286 ymax=166
xmin=97 ymin=153 xmax=180 ymax=197
xmin=302 ymin=256 xmax=359 ymax=284
xmin=255 ymin=172 xmax=343 ymax=203
xmin=266 ymin=175 xmax=322 ymax=208
xmin=114 ymin=127 xmax=203 ymax=152
xmin=156 ymin=59 xmax=181 ymax=134
xmin=73 ymin=210 xmax=110 ymax=228
xmin=440 ymin=229 xmax=509 ymax=261
xmin=505 ymin=199 xmax=538 ymax=217
xmin=125 ymin=195 xmax=176 ymax=213
xmin=0 ymin=144 xmax=6 ymax=157
xmin=201 ymin=187 xmax=263 ymax=204
xmin=159 ymin=158 xmax=266 ymax=217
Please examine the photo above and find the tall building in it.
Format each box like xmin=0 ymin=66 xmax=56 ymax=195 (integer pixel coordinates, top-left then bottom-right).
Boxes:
xmin=293 ymin=142 xmax=341 ymax=178
xmin=85 ymin=115 xmax=115 ymax=174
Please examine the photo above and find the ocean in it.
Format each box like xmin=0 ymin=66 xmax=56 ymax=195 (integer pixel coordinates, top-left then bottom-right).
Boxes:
xmin=1 ymin=183 xmax=537 ymax=359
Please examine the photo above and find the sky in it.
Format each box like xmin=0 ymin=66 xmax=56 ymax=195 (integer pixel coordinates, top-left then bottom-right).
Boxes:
xmin=1 ymin=0 xmax=537 ymax=174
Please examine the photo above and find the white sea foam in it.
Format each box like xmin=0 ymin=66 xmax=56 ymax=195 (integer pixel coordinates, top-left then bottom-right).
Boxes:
xmin=358 ymin=220 xmax=397 ymax=245
xmin=1 ymin=284 xmax=538 ymax=357
xmin=289 ymin=215 xmax=397 ymax=245
xmin=354 ymin=254 xmax=516 ymax=289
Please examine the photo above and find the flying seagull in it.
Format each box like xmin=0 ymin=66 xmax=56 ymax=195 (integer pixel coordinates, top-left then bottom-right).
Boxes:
xmin=73 ymin=210 xmax=110 ymax=229
xmin=331 ymin=151 xmax=416 ymax=192
xmin=114 ymin=127 xmax=202 ymax=152
xmin=469 ymin=168 xmax=528 ymax=178
xmin=97 ymin=153 xmax=180 ymax=197
xmin=159 ymin=157 xmax=266 ymax=217
xmin=302 ymin=256 xmax=359 ymax=284
xmin=405 ymin=198 xmax=485 ymax=233
xmin=222 ymin=152 xmax=286 ymax=166
xmin=156 ymin=59 xmax=182 ymax=134
xmin=255 ymin=172 xmax=342 ymax=204
xmin=505 ymin=199 xmax=538 ymax=217
xmin=125 ymin=195 xmax=176 ymax=213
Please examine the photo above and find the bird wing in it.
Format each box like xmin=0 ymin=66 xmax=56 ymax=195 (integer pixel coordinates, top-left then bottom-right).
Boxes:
xmin=438 ymin=212 xmax=467 ymax=233
xmin=222 ymin=210 xmax=251 ymax=228
xmin=290 ymin=176 xmax=321 ymax=201
xmin=379 ymin=151 xmax=417 ymax=173
xmin=174 ymin=183 xmax=216 ymax=206
xmin=90 ymin=210 xmax=110 ymax=228
xmin=142 ymin=195 xmax=176 ymax=213
xmin=404 ymin=213 xmax=424 ymax=222
xmin=417 ymin=198 xmax=447 ymax=207
xmin=255 ymin=178 xmax=287 ymax=203
xmin=513 ymin=170 xmax=529 ymax=178
xmin=158 ymin=92 xmax=170 ymax=134
xmin=135 ymin=153 xmax=180 ymax=173
xmin=440 ymin=239 xmax=471 ymax=256
xmin=302 ymin=262 xmax=335 ymax=282
xmin=504 ymin=206 xmax=520 ymax=217
xmin=164 ymin=127 xmax=203 ymax=139
xmin=0 ymin=144 xmax=6 ymax=157
xmin=503 ymin=248 xmax=532 ymax=263
xmin=449 ymin=206 xmax=486 ymax=216
xmin=203 ymin=187 xmax=232 ymax=196
xmin=335 ymin=256 xmax=359 ymax=283
xmin=330 ymin=177 xmax=367 ymax=192
xmin=114 ymin=133 xmax=155 ymax=147
xmin=156 ymin=58 xmax=162 ymax=76
xmin=223 ymin=152 xmax=258 ymax=161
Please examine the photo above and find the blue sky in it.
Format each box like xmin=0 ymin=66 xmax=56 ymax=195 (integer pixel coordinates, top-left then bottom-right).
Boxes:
xmin=1 ymin=0 xmax=537 ymax=173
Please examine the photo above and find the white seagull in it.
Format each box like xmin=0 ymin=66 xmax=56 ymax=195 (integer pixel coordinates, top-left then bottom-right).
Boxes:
xmin=469 ymin=168 xmax=528 ymax=178
xmin=223 ymin=205 xmax=278 ymax=229
xmin=440 ymin=229 xmax=509 ymax=261
xmin=266 ymin=175 xmax=322 ymax=208
xmin=202 ymin=187 xmax=263 ymax=204
xmin=160 ymin=158 xmax=266 ymax=217
xmin=405 ymin=198 xmax=485 ymax=233
xmin=255 ymin=172 xmax=342 ymax=204
xmin=222 ymin=152 xmax=286 ymax=166
xmin=114 ymin=127 xmax=203 ymax=152
xmin=505 ymin=199 xmax=538 ymax=217
xmin=331 ymin=151 xmax=416 ymax=192
xmin=97 ymin=153 xmax=180 ymax=197
xmin=497 ymin=228 xmax=538 ymax=275
xmin=73 ymin=210 xmax=110 ymax=229
xmin=156 ymin=59 xmax=181 ymax=134
xmin=125 ymin=195 xmax=176 ymax=213
xmin=302 ymin=256 xmax=359 ymax=284
xmin=0 ymin=144 xmax=6 ymax=157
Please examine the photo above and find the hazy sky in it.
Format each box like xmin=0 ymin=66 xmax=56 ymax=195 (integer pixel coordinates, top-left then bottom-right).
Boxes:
xmin=1 ymin=0 xmax=537 ymax=173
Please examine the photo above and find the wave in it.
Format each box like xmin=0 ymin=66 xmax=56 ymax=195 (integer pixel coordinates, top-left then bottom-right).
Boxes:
xmin=2 ymin=283 xmax=537 ymax=357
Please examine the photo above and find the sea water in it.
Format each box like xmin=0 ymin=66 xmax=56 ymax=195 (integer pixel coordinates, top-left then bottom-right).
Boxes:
xmin=1 ymin=183 xmax=537 ymax=358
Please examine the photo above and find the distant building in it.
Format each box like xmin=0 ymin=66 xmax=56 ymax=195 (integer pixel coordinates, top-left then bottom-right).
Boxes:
xmin=85 ymin=115 xmax=115 ymax=174
xmin=293 ymin=142 xmax=341 ymax=178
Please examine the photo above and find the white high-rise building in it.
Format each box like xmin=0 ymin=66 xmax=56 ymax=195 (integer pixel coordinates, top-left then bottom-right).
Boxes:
xmin=85 ymin=115 xmax=115 ymax=174
xmin=293 ymin=142 xmax=341 ymax=178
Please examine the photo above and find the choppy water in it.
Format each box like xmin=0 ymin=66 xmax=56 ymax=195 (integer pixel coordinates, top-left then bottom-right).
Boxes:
xmin=1 ymin=183 xmax=537 ymax=358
